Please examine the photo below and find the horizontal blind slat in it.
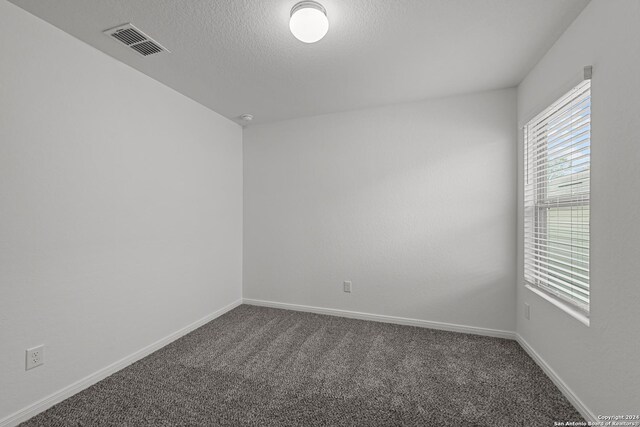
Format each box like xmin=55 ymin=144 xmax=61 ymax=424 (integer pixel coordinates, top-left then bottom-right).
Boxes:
xmin=523 ymin=268 xmax=590 ymax=301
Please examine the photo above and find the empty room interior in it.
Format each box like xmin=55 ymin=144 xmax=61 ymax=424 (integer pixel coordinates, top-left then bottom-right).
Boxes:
xmin=1 ymin=0 xmax=639 ymax=425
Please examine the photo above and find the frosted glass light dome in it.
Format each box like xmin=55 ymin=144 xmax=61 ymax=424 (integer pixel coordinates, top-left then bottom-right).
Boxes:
xmin=289 ymin=1 xmax=329 ymax=43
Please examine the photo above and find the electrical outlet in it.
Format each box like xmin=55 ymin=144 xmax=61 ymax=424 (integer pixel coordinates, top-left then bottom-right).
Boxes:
xmin=524 ymin=303 xmax=530 ymax=320
xmin=26 ymin=345 xmax=44 ymax=370
xmin=343 ymin=281 xmax=352 ymax=293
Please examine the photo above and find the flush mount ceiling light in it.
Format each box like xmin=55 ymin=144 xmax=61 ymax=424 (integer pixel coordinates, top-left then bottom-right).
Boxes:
xmin=289 ymin=1 xmax=329 ymax=43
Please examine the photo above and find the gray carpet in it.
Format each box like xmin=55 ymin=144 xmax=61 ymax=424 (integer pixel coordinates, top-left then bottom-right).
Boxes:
xmin=22 ymin=305 xmax=583 ymax=426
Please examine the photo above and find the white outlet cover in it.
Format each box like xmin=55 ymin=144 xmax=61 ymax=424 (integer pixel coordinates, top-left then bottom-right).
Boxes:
xmin=524 ymin=303 xmax=530 ymax=320
xmin=343 ymin=281 xmax=352 ymax=293
xmin=26 ymin=345 xmax=44 ymax=370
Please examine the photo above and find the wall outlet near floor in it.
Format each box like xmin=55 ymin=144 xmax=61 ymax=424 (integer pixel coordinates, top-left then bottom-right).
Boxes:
xmin=343 ymin=281 xmax=352 ymax=293
xmin=26 ymin=345 xmax=44 ymax=370
xmin=524 ymin=303 xmax=530 ymax=320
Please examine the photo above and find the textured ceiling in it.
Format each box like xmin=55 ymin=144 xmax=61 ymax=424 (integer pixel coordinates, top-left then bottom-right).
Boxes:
xmin=10 ymin=0 xmax=589 ymax=124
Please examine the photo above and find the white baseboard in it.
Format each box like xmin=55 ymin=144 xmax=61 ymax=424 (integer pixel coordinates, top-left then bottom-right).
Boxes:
xmin=0 ymin=298 xmax=243 ymax=427
xmin=242 ymin=298 xmax=516 ymax=340
xmin=515 ymin=335 xmax=596 ymax=423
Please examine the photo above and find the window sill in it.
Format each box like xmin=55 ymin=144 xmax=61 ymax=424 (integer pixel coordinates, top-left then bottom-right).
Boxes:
xmin=525 ymin=284 xmax=590 ymax=327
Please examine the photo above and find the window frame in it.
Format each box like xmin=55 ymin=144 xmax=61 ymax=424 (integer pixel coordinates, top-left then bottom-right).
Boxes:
xmin=523 ymin=79 xmax=591 ymax=322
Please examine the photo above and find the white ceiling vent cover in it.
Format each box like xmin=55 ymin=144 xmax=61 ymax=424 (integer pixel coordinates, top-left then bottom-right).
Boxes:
xmin=103 ymin=24 xmax=169 ymax=57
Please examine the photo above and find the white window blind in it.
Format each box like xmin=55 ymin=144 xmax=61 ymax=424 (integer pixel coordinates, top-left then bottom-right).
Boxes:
xmin=524 ymin=79 xmax=591 ymax=313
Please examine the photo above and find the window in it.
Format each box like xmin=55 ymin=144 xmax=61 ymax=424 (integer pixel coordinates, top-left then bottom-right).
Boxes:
xmin=524 ymin=79 xmax=591 ymax=314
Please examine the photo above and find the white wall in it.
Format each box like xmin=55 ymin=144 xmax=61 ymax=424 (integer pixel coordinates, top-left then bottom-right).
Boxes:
xmin=0 ymin=2 xmax=242 ymax=421
xmin=244 ymin=89 xmax=517 ymax=332
xmin=517 ymin=0 xmax=640 ymax=416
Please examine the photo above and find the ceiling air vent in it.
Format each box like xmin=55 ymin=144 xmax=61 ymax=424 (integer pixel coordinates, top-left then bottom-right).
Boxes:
xmin=103 ymin=24 xmax=169 ymax=57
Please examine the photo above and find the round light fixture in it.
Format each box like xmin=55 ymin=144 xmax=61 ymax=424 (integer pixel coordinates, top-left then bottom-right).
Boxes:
xmin=289 ymin=1 xmax=328 ymax=43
